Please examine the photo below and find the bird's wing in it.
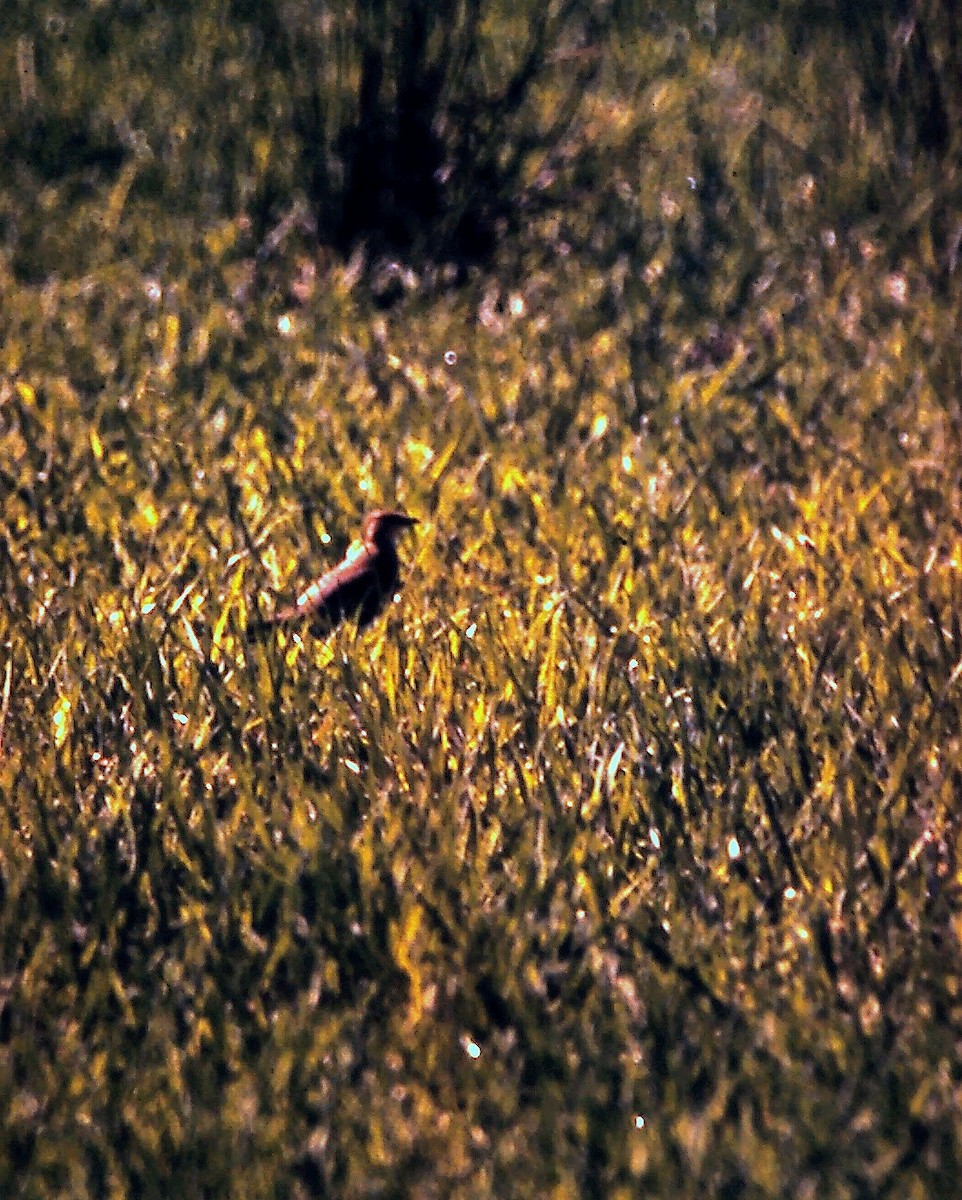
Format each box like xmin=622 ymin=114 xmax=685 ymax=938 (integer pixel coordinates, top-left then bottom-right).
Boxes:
xmin=267 ymin=549 xmax=380 ymax=627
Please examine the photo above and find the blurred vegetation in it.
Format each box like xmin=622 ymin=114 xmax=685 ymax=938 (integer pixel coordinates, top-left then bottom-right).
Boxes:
xmin=2 ymin=1 xmax=962 ymax=1196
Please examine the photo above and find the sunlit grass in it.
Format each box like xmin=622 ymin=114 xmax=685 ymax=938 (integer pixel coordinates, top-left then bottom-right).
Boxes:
xmin=3 ymin=17 xmax=962 ymax=1200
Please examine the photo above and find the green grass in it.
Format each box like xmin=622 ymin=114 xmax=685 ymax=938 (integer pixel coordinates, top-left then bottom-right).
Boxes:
xmin=2 ymin=13 xmax=962 ymax=1200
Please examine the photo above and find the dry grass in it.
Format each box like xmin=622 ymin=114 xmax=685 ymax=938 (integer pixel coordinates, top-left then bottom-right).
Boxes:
xmin=1 ymin=10 xmax=961 ymax=1198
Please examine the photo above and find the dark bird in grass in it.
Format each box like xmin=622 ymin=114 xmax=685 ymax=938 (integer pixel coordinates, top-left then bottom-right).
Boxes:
xmin=251 ymin=509 xmax=419 ymax=636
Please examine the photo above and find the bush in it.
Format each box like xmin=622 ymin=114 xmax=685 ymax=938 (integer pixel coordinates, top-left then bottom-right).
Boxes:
xmin=238 ymin=0 xmax=610 ymax=262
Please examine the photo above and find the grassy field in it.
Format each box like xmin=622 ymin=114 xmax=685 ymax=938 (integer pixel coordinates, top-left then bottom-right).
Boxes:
xmin=2 ymin=6 xmax=962 ymax=1197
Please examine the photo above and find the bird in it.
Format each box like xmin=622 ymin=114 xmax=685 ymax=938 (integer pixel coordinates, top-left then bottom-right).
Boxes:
xmin=251 ymin=509 xmax=419 ymax=636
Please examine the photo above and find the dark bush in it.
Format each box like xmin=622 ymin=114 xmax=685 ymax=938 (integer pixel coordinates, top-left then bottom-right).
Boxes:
xmin=242 ymin=0 xmax=608 ymax=263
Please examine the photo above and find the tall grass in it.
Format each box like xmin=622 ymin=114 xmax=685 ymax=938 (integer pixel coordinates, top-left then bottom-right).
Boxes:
xmin=1 ymin=5 xmax=961 ymax=1197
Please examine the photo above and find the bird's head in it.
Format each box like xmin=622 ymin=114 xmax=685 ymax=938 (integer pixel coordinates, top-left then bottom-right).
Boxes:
xmin=363 ymin=509 xmax=419 ymax=549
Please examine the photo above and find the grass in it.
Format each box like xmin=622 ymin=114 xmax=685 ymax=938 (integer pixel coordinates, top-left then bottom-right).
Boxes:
xmin=2 ymin=11 xmax=962 ymax=1199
